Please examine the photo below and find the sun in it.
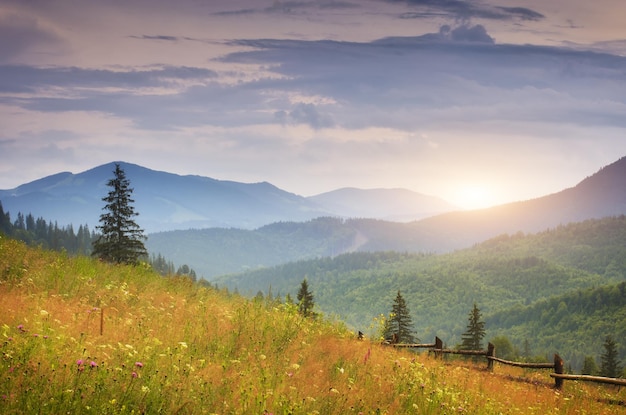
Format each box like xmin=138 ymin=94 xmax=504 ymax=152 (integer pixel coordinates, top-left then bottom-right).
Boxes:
xmin=454 ymin=184 xmax=496 ymax=210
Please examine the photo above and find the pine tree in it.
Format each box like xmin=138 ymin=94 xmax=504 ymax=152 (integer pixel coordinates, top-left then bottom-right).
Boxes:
xmin=600 ymin=335 xmax=622 ymax=378
xmin=296 ymin=278 xmax=315 ymax=317
xmin=0 ymin=201 xmax=11 ymax=235
xmin=460 ymin=303 xmax=486 ymax=351
xmin=92 ymin=163 xmax=147 ymax=265
xmin=581 ymin=356 xmax=599 ymax=376
xmin=385 ymin=291 xmax=417 ymax=344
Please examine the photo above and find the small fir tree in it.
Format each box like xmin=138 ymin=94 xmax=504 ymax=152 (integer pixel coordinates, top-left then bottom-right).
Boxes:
xmin=600 ymin=335 xmax=622 ymax=378
xmin=297 ymin=278 xmax=315 ymax=317
xmin=384 ymin=291 xmax=417 ymax=344
xmin=581 ymin=356 xmax=599 ymax=376
xmin=460 ymin=303 xmax=486 ymax=351
xmin=92 ymin=163 xmax=147 ymax=265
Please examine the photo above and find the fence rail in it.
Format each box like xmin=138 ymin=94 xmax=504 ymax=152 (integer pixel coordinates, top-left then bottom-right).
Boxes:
xmin=386 ymin=336 xmax=624 ymax=390
xmin=550 ymin=373 xmax=626 ymax=387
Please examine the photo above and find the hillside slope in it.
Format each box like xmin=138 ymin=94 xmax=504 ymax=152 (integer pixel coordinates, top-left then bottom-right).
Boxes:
xmin=3 ymin=236 xmax=619 ymax=414
xmin=413 ymin=156 xmax=626 ymax=248
xmin=216 ymin=216 xmax=626 ymax=369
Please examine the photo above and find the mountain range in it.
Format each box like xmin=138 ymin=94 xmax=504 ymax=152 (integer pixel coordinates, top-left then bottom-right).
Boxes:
xmin=2 ymin=156 xmax=626 ymax=279
xmin=146 ymin=156 xmax=626 ymax=278
xmin=0 ymin=162 xmax=455 ymax=233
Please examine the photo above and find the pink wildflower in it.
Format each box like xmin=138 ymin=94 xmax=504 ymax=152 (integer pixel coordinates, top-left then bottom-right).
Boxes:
xmin=135 ymin=362 xmax=144 ymax=368
xmin=363 ymin=348 xmax=371 ymax=364
xmin=131 ymin=371 xmax=138 ymax=378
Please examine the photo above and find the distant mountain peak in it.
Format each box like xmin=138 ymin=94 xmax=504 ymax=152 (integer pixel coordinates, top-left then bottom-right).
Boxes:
xmin=309 ymin=187 xmax=456 ymax=221
xmin=0 ymin=161 xmax=454 ymax=232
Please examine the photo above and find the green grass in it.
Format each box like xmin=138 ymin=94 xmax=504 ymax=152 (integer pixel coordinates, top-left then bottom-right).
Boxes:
xmin=1 ymin=234 xmax=624 ymax=414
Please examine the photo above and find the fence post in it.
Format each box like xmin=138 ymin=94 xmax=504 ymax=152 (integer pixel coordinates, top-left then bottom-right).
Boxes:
xmin=487 ymin=343 xmax=495 ymax=371
xmin=434 ymin=336 xmax=443 ymax=359
xmin=554 ymin=354 xmax=564 ymax=389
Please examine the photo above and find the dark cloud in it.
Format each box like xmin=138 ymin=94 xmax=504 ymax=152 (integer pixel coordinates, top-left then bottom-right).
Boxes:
xmin=447 ymin=24 xmax=494 ymax=43
xmin=222 ymin=33 xmax=626 ymax=130
xmin=0 ymin=65 xmax=218 ymax=93
xmin=375 ymin=24 xmax=494 ymax=43
xmin=495 ymin=7 xmax=544 ymax=21
xmin=128 ymin=35 xmax=180 ymax=42
xmin=3 ymin=28 xmax=626 ymax=133
xmin=391 ymin=0 xmax=544 ymax=21
xmin=215 ymin=1 xmax=360 ymax=16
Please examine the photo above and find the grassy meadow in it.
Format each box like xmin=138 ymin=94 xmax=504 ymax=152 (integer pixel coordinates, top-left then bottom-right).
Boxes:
xmin=1 ymin=235 xmax=625 ymax=414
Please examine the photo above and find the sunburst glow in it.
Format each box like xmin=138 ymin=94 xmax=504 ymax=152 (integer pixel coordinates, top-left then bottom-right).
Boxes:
xmin=455 ymin=185 xmax=497 ymax=210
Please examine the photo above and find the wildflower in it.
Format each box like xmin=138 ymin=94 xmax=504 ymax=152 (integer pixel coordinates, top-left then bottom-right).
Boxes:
xmin=135 ymin=362 xmax=144 ymax=368
xmin=77 ymin=359 xmax=84 ymax=366
xmin=90 ymin=361 xmax=98 ymax=368
xmin=131 ymin=371 xmax=138 ymax=378
xmin=17 ymin=325 xmax=25 ymax=333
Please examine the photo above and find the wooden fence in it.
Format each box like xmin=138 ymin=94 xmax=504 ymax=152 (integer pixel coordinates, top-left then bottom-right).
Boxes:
xmin=388 ymin=336 xmax=626 ymax=390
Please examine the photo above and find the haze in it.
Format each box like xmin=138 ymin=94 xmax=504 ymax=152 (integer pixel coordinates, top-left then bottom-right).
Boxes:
xmin=1 ymin=0 xmax=625 ymax=209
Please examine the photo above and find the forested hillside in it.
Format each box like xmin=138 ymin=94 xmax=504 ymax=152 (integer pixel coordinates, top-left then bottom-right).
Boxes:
xmin=146 ymin=217 xmax=424 ymax=278
xmin=487 ymin=281 xmax=626 ymax=371
xmin=216 ymin=216 xmax=626 ymax=371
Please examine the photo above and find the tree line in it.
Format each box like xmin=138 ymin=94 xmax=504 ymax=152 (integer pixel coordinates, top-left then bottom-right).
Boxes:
xmin=0 ymin=164 xmax=196 ymax=279
xmin=0 ymin=203 xmax=96 ymax=255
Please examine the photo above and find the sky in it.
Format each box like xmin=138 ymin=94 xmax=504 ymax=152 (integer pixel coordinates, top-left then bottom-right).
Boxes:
xmin=1 ymin=0 xmax=626 ymax=209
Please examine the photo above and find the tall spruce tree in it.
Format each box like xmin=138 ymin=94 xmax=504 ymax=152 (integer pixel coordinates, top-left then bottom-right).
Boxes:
xmin=92 ymin=163 xmax=147 ymax=265
xmin=600 ymin=335 xmax=622 ymax=378
xmin=385 ymin=291 xmax=417 ymax=344
xmin=460 ymin=303 xmax=486 ymax=351
xmin=297 ymin=278 xmax=315 ymax=317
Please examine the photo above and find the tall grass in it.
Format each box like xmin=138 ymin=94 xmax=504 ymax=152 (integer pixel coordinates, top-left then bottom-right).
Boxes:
xmin=1 ymin=235 xmax=624 ymax=414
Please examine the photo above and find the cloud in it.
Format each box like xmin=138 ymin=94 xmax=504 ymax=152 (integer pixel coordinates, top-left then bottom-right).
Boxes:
xmin=128 ymin=35 xmax=180 ymax=42
xmin=3 ymin=25 xmax=626 ymax=136
xmin=275 ymin=103 xmax=335 ymax=129
xmin=393 ymin=0 xmax=544 ymax=21
xmin=221 ymin=31 xmax=626 ymax=131
xmin=495 ymin=7 xmax=544 ymax=21
xmin=0 ymin=13 xmax=65 ymax=62
xmin=387 ymin=24 xmax=494 ymax=43
xmin=214 ymin=0 xmax=361 ymax=16
xmin=447 ymin=24 xmax=494 ymax=43
xmin=0 ymin=65 xmax=218 ymax=94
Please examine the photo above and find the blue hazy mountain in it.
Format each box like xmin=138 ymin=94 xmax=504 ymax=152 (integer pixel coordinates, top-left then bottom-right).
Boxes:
xmin=0 ymin=161 xmax=454 ymax=233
